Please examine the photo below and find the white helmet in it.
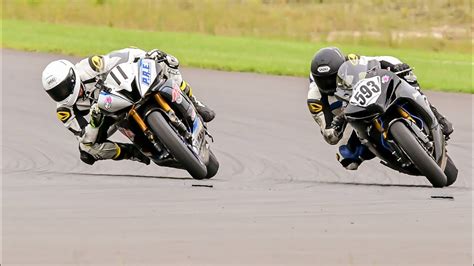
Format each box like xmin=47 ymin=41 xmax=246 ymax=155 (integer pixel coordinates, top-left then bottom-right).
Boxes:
xmin=42 ymin=60 xmax=81 ymax=106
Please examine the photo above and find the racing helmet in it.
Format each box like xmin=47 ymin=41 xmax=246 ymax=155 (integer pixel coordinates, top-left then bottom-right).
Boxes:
xmin=42 ymin=60 xmax=81 ymax=106
xmin=310 ymin=47 xmax=345 ymax=95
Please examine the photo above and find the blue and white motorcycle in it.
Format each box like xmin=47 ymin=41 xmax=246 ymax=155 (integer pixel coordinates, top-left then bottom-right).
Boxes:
xmin=95 ymin=57 xmax=219 ymax=179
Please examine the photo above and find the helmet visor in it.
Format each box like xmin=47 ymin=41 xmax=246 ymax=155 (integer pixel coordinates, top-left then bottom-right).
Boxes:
xmin=314 ymin=73 xmax=337 ymax=94
xmin=46 ymin=68 xmax=76 ymax=102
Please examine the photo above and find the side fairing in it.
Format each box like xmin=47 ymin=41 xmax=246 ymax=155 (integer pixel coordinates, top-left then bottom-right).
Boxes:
xmin=104 ymin=62 xmax=136 ymax=93
xmin=97 ymin=91 xmax=133 ymax=113
xmin=158 ymin=80 xmax=196 ymax=124
xmin=393 ymin=81 xmax=436 ymax=128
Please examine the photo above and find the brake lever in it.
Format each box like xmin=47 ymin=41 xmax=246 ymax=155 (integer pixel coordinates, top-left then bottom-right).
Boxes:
xmin=393 ymin=67 xmax=414 ymax=75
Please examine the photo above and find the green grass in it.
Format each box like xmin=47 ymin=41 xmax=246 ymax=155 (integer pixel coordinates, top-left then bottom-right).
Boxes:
xmin=2 ymin=19 xmax=472 ymax=93
xmin=3 ymin=0 xmax=471 ymax=53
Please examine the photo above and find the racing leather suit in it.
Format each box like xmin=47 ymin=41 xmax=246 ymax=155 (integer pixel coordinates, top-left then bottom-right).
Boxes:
xmin=56 ymin=48 xmax=201 ymax=164
xmin=307 ymin=55 xmax=418 ymax=168
xmin=307 ymin=55 xmax=410 ymax=145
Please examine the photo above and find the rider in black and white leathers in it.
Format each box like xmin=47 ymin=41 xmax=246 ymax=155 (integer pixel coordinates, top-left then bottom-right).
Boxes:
xmin=42 ymin=47 xmax=215 ymax=165
xmin=307 ymin=48 xmax=453 ymax=169
xmin=308 ymin=55 xmax=414 ymax=143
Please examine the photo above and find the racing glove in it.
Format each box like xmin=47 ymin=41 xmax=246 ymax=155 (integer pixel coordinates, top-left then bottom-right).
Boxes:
xmin=90 ymin=103 xmax=104 ymax=128
xmin=322 ymin=114 xmax=347 ymax=145
xmin=392 ymin=63 xmax=419 ymax=85
xmin=146 ymin=49 xmax=167 ymax=60
xmin=331 ymin=114 xmax=347 ymax=138
xmin=391 ymin=63 xmax=411 ymax=74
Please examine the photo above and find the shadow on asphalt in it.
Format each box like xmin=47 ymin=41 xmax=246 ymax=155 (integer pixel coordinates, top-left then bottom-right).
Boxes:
xmin=60 ymin=171 xmax=193 ymax=181
xmin=313 ymin=180 xmax=433 ymax=188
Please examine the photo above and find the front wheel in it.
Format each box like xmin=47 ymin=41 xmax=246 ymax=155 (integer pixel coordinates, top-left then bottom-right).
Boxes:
xmin=147 ymin=111 xmax=207 ymax=179
xmin=203 ymin=149 xmax=219 ymax=179
xmin=444 ymin=155 xmax=458 ymax=187
xmin=389 ymin=121 xmax=447 ymax=187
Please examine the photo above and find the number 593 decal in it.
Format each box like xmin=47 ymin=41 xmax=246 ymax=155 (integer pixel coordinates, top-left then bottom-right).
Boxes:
xmin=350 ymin=76 xmax=382 ymax=107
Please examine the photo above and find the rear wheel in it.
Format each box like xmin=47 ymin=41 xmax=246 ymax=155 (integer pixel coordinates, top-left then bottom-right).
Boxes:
xmin=389 ymin=121 xmax=447 ymax=187
xmin=147 ymin=111 xmax=207 ymax=179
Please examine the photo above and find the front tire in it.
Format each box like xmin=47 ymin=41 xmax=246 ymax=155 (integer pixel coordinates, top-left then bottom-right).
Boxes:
xmin=444 ymin=155 xmax=458 ymax=187
xmin=389 ymin=121 xmax=447 ymax=187
xmin=147 ymin=111 xmax=207 ymax=179
xmin=203 ymin=149 xmax=219 ymax=179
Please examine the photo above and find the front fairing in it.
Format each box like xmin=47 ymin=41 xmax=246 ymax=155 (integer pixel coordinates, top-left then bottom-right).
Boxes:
xmin=344 ymin=69 xmax=395 ymax=122
xmin=137 ymin=58 xmax=164 ymax=97
xmin=345 ymin=69 xmax=436 ymax=129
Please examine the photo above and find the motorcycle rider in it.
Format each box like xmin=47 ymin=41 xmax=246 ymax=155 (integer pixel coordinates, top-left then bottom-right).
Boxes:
xmin=307 ymin=47 xmax=453 ymax=170
xmin=42 ymin=47 xmax=216 ymax=165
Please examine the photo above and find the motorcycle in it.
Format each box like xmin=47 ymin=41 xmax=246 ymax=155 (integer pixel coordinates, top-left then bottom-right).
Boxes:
xmin=93 ymin=57 xmax=219 ymax=179
xmin=334 ymin=59 xmax=457 ymax=187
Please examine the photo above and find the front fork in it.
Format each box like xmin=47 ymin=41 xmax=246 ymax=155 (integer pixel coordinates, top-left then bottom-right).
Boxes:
xmin=129 ymin=108 xmax=168 ymax=159
xmin=153 ymin=94 xmax=191 ymax=140
xmin=127 ymin=93 xmax=192 ymax=158
xmin=373 ymin=106 xmax=437 ymax=167
xmin=373 ymin=107 xmax=417 ymax=138
xmin=373 ymin=107 xmax=420 ymax=166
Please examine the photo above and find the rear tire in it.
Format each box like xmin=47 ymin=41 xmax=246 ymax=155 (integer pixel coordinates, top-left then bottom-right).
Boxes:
xmin=147 ymin=111 xmax=207 ymax=179
xmin=203 ymin=149 xmax=219 ymax=179
xmin=389 ymin=121 xmax=447 ymax=187
xmin=444 ymin=155 xmax=458 ymax=187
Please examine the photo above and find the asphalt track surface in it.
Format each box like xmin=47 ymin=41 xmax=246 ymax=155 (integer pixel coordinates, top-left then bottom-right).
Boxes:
xmin=1 ymin=49 xmax=472 ymax=266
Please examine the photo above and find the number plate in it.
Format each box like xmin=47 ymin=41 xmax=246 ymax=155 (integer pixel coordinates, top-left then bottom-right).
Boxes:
xmin=350 ymin=76 xmax=382 ymax=107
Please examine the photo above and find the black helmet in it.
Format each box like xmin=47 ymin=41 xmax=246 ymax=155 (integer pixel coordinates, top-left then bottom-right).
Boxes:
xmin=310 ymin=47 xmax=345 ymax=95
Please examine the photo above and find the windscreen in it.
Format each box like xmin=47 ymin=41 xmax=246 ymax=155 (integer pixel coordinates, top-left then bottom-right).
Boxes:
xmin=337 ymin=60 xmax=371 ymax=90
xmin=335 ymin=58 xmax=381 ymax=102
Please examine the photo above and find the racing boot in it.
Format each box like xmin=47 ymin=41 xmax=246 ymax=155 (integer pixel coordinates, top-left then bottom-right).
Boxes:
xmin=336 ymin=132 xmax=376 ymax=170
xmin=337 ymin=145 xmax=364 ymax=170
xmin=115 ymin=143 xmax=151 ymax=165
xmin=430 ymin=105 xmax=453 ymax=137
xmin=190 ymin=95 xmax=215 ymax=123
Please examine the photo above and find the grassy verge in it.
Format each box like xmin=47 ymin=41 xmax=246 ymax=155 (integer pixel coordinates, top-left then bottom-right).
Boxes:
xmin=2 ymin=19 xmax=472 ymax=93
xmin=3 ymin=0 xmax=471 ymax=53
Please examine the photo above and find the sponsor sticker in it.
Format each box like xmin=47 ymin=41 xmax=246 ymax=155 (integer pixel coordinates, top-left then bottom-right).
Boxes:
xmin=104 ymin=95 xmax=112 ymax=110
xmin=47 ymin=76 xmax=57 ymax=86
xmin=89 ymin=55 xmax=104 ymax=72
xmin=140 ymin=61 xmax=151 ymax=86
xmin=317 ymin=65 xmax=330 ymax=73
xmin=308 ymin=102 xmax=322 ymax=113
xmin=347 ymin=53 xmax=359 ymax=65
xmin=171 ymin=84 xmax=183 ymax=104
xmin=119 ymin=128 xmax=135 ymax=140
xmin=382 ymin=75 xmax=390 ymax=84
xmin=57 ymin=111 xmax=70 ymax=121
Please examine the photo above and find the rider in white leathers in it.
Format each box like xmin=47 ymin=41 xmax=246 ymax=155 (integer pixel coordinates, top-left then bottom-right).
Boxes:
xmin=42 ymin=47 xmax=215 ymax=165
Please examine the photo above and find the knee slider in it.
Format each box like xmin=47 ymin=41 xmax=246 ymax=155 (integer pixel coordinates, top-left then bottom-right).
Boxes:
xmin=79 ymin=146 xmax=96 ymax=165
